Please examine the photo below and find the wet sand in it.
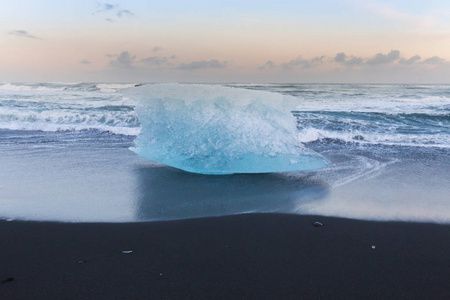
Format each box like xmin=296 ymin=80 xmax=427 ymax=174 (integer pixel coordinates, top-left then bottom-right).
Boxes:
xmin=1 ymin=214 xmax=450 ymax=299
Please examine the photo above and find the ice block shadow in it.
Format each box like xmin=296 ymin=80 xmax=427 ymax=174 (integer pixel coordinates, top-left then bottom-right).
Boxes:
xmin=134 ymin=165 xmax=329 ymax=221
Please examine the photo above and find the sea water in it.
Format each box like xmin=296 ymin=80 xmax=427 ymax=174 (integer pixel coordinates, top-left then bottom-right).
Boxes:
xmin=0 ymin=82 xmax=449 ymax=222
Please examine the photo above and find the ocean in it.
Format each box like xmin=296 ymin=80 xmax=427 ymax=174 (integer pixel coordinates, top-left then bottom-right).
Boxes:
xmin=0 ymin=82 xmax=449 ymax=222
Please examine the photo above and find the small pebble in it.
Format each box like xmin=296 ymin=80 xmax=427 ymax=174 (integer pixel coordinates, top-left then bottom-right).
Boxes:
xmin=2 ymin=277 xmax=14 ymax=284
xmin=372 ymin=245 xmax=376 ymax=249
xmin=313 ymin=221 xmax=323 ymax=227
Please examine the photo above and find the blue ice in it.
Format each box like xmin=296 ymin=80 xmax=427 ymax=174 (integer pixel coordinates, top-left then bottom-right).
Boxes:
xmin=124 ymin=84 xmax=331 ymax=175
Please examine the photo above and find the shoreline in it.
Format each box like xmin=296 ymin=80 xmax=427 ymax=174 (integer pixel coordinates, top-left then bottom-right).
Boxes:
xmin=1 ymin=213 xmax=450 ymax=299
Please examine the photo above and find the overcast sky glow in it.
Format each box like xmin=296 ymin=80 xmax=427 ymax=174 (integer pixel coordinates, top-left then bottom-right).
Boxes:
xmin=1 ymin=0 xmax=450 ymax=83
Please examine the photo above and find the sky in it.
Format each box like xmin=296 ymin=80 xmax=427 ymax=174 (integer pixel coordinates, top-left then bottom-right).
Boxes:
xmin=1 ymin=0 xmax=450 ymax=83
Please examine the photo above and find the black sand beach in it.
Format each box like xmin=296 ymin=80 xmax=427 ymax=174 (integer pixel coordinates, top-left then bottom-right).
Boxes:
xmin=1 ymin=214 xmax=450 ymax=299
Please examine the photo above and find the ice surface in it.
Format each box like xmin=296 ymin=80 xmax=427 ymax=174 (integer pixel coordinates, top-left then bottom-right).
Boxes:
xmin=124 ymin=84 xmax=331 ymax=174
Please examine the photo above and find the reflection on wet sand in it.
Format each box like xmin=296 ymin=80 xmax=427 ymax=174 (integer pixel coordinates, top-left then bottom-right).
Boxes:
xmin=134 ymin=165 xmax=329 ymax=221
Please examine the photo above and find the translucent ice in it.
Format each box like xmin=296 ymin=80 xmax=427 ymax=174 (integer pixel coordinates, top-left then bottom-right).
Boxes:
xmin=124 ymin=84 xmax=331 ymax=175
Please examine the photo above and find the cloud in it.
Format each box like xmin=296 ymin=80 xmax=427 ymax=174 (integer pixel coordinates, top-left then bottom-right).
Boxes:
xmin=152 ymin=46 xmax=162 ymax=52
xmin=95 ymin=2 xmax=134 ymax=20
xmin=107 ymin=52 xmax=176 ymax=70
xmin=399 ymin=55 xmax=421 ymax=65
xmin=332 ymin=51 xmax=448 ymax=69
xmin=422 ymin=56 xmax=446 ymax=65
xmin=258 ymin=61 xmax=276 ymax=70
xmin=367 ymin=50 xmax=400 ymax=65
xmin=139 ymin=56 xmax=169 ymax=67
xmin=334 ymin=52 xmax=364 ymax=66
xmin=281 ymin=55 xmax=325 ymax=70
xmin=176 ymin=60 xmax=228 ymax=70
xmin=8 ymin=30 xmax=38 ymax=39
xmin=79 ymin=59 xmax=91 ymax=65
xmin=257 ymin=51 xmax=448 ymax=77
xmin=117 ymin=9 xmax=133 ymax=18
xmin=335 ymin=53 xmax=347 ymax=63
xmin=310 ymin=56 xmax=326 ymax=64
xmin=96 ymin=3 xmax=115 ymax=13
xmin=109 ymin=51 xmax=136 ymax=68
xmin=346 ymin=57 xmax=364 ymax=66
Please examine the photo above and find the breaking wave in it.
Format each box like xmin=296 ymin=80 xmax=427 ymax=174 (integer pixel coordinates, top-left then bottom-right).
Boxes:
xmin=0 ymin=82 xmax=448 ymax=147
xmin=293 ymin=110 xmax=450 ymax=148
xmin=0 ymin=82 xmax=141 ymax=135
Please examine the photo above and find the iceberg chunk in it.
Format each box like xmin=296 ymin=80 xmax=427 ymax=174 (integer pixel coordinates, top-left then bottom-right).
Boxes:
xmin=124 ymin=84 xmax=331 ymax=175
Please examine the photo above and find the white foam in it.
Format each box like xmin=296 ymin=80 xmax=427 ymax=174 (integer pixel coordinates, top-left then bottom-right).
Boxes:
xmin=296 ymin=127 xmax=450 ymax=148
xmin=96 ymin=83 xmax=139 ymax=93
xmin=293 ymin=96 xmax=450 ymax=116
xmin=0 ymin=121 xmax=140 ymax=135
xmin=0 ymin=83 xmax=66 ymax=92
xmin=0 ymin=105 xmax=140 ymax=135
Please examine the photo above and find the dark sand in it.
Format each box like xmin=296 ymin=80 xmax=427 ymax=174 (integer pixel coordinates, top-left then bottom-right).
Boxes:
xmin=1 ymin=214 xmax=450 ymax=299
